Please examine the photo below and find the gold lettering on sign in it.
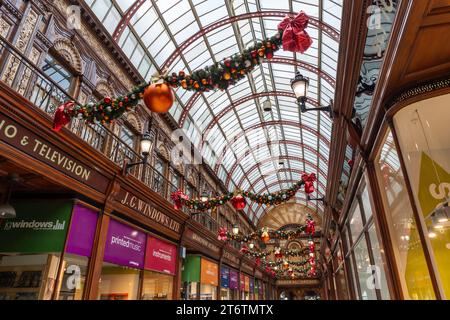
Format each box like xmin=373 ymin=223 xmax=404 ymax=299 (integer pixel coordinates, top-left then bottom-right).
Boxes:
xmin=119 ymin=191 xmax=181 ymax=233
xmin=0 ymin=120 xmax=92 ymax=181
xmin=190 ymin=232 xmax=220 ymax=253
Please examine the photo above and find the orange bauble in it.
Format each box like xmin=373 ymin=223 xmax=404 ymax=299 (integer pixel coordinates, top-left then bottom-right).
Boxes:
xmin=143 ymin=83 xmax=175 ymax=113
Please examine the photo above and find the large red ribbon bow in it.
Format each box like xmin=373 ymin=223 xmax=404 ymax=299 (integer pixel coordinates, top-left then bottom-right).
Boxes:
xmin=277 ymin=11 xmax=313 ymax=54
xmin=53 ymin=101 xmax=75 ymax=132
xmin=170 ymin=190 xmax=188 ymax=210
xmin=217 ymin=227 xmax=228 ymax=241
xmin=302 ymin=173 xmax=317 ymax=194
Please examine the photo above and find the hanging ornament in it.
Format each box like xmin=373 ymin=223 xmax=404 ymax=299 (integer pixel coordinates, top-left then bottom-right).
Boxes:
xmin=274 ymin=247 xmax=283 ymax=259
xmin=231 ymin=189 xmax=246 ymax=210
xmin=261 ymin=227 xmax=270 ymax=243
xmin=143 ymin=82 xmax=175 ymax=113
xmin=282 ymin=260 xmax=289 ymax=270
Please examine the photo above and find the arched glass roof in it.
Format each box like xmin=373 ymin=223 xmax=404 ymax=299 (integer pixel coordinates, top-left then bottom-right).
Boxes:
xmin=84 ymin=0 xmax=343 ymax=223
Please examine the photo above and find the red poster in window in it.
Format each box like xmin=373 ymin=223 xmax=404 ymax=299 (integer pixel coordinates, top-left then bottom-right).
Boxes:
xmin=144 ymin=236 xmax=177 ymax=275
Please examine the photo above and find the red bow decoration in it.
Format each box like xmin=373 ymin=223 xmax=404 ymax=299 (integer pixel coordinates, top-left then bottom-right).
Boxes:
xmin=255 ymin=257 xmax=261 ymax=267
xmin=302 ymin=173 xmax=317 ymax=195
xmin=217 ymin=227 xmax=228 ymax=241
xmin=170 ymin=190 xmax=189 ymax=210
xmin=277 ymin=11 xmax=313 ymax=53
xmin=306 ymin=219 xmax=316 ymax=235
xmin=53 ymin=101 xmax=75 ymax=132
xmin=239 ymin=245 xmax=249 ymax=254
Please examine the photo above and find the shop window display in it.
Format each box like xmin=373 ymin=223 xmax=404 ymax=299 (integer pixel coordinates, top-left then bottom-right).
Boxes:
xmin=97 ymin=219 xmax=146 ymax=300
xmin=181 ymin=256 xmax=218 ymax=300
xmin=375 ymin=129 xmax=435 ymax=299
xmin=0 ymin=200 xmax=84 ymax=300
xmin=393 ymin=95 xmax=450 ymax=298
xmin=142 ymin=236 xmax=176 ymax=300
xmin=141 ymin=270 xmax=173 ymax=300
xmin=344 ymin=179 xmax=391 ymax=300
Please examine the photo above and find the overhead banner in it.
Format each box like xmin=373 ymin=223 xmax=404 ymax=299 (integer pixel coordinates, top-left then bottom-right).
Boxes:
xmin=145 ymin=236 xmax=177 ymax=275
xmin=103 ymin=219 xmax=146 ymax=269
xmin=65 ymin=204 xmax=98 ymax=257
xmin=0 ymin=199 xmax=72 ymax=253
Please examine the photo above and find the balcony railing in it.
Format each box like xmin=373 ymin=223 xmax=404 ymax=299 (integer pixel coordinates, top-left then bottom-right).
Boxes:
xmin=0 ymin=36 xmax=180 ymax=205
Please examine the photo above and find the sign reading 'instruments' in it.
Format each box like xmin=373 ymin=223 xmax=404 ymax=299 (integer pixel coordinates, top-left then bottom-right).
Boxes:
xmin=118 ymin=189 xmax=181 ymax=233
xmin=0 ymin=113 xmax=108 ymax=192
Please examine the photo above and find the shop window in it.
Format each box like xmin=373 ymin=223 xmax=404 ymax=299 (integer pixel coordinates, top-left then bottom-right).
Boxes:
xmin=353 ymin=236 xmax=377 ymax=300
xmin=141 ymin=271 xmax=173 ymax=300
xmin=392 ymin=95 xmax=450 ymax=298
xmin=349 ymin=199 xmax=364 ymax=245
xmin=0 ymin=200 xmax=96 ymax=300
xmin=97 ymin=219 xmax=146 ymax=300
xmin=344 ymin=178 xmax=391 ymax=300
xmin=367 ymin=223 xmax=390 ymax=300
xmin=375 ymin=129 xmax=435 ymax=299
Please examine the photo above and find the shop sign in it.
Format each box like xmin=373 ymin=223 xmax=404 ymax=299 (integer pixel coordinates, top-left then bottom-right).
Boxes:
xmin=223 ymin=250 xmax=240 ymax=266
xmin=241 ymin=262 xmax=253 ymax=274
xmin=145 ymin=235 xmax=177 ymax=275
xmin=220 ymin=266 xmax=229 ymax=288
xmin=0 ymin=199 xmax=72 ymax=253
xmin=182 ymin=255 xmax=201 ymax=283
xmin=185 ymin=229 xmax=220 ymax=254
xmin=0 ymin=114 xmax=108 ymax=193
xmin=255 ymin=270 xmax=263 ymax=279
xmin=65 ymin=204 xmax=98 ymax=257
xmin=103 ymin=219 xmax=146 ymax=269
xmin=276 ymin=279 xmax=321 ymax=286
xmin=200 ymin=258 xmax=218 ymax=286
xmin=244 ymin=275 xmax=250 ymax=292
xmin=249 ymin=277 xmax=254 ymax=293
xmin=118 ymin=189 xmax=181 ymax=233
xmin=240 ymin=273 xmax=245 ymax=291
xmin=229 ymin=270 xmax=238 ymax=290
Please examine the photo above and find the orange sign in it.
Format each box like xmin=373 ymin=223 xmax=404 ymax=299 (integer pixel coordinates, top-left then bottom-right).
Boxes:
xmin=200 ymin=258 xmax=218 ymax=286
xmin=244 ymin=275 xmax=250 ymax=292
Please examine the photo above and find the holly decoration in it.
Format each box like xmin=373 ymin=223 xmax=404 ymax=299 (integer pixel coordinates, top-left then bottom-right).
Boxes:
xmin=53 ymin=11 xmax=313 ymax=132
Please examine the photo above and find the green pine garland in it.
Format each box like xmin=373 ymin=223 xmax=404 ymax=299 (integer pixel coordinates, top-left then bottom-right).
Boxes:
xmin=61 ymin=30 xmax=284 ymax=126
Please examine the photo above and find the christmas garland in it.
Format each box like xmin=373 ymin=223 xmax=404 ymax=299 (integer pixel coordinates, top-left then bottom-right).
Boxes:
xmin=52 ymin=11 xmax=313 ymax=131
xmin=217 ymin=213 xmax=315 ymax=242
xmin=240 ymin=247 xmax=310 ymax=259
xmin=174 ymin=173 xmax=316 ymax=211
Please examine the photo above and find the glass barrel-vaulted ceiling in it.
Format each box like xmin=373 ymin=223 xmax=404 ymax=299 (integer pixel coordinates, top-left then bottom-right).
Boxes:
xmin=84 ymin=0 xmax=343 ymax=224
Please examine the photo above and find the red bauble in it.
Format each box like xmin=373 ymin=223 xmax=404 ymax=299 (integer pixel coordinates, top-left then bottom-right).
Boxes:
xmin=266 ymin=51 xmax=274 ymax=59
xmin=143 ymin=83 xmax=175 ymax=113
xmin=231 ymin=194 xmax=246 ymax=210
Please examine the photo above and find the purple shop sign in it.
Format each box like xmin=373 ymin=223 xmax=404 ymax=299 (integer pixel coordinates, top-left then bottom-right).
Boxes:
xmin=229 ymin=270 xmax=239 ymax=290
xmin=65 ymin=204 xmax=98 ymax=257
xmin=103 ymin=219 xmax=146 ymax=269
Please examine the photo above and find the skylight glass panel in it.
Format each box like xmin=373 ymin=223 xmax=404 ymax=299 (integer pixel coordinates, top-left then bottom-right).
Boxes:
xmin=87 ymin=0 xmax=343 ymax=222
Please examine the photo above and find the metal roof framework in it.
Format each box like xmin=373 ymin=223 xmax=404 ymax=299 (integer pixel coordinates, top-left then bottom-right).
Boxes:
xmin=85 ymin=0 xmax=343 ymax=223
